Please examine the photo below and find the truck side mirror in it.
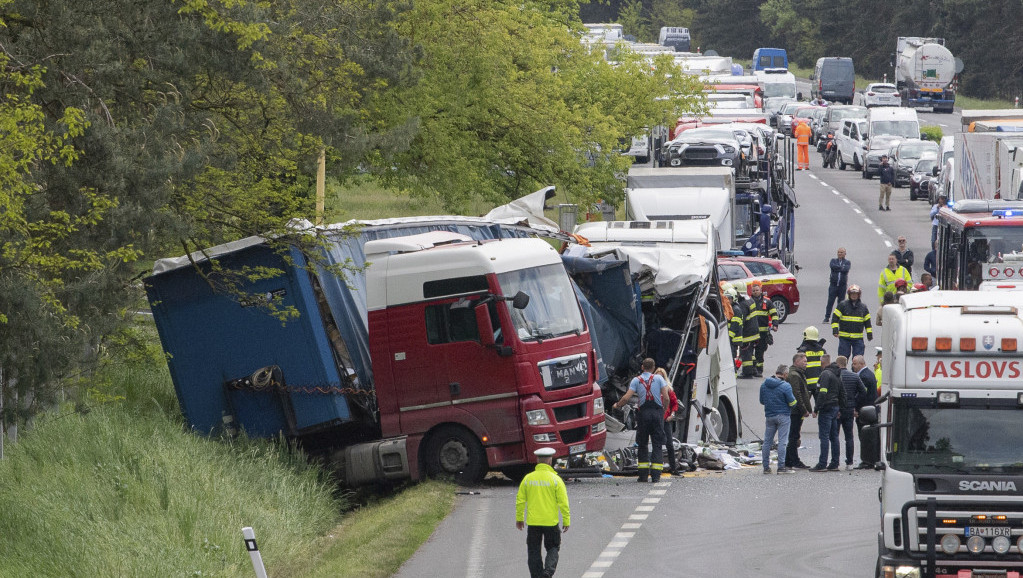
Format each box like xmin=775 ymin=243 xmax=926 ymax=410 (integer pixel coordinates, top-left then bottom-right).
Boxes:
xmin=933 ymin=167 xmax=939 ymax=177
xmin=510 ymin=291 xmax=530 ymax=310
xmin=475 ymin=304 xmax=496 ymax=347
xmin=858 ymin=405 xmax=879 ymax=425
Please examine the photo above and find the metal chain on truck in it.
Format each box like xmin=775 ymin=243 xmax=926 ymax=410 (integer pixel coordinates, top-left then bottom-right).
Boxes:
xmin=226 ymin=365 xmax=376 ymax=398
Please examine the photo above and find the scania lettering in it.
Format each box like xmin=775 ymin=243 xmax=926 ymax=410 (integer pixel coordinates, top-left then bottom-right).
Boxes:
xmin=867 ymin=291 xmax=1023 ymax=578
xmin=146 ymin=225 xmax=605 ymax=487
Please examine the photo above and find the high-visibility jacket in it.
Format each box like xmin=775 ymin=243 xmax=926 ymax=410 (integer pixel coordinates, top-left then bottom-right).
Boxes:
xmin=728 ymin=297 xmax=760 ymax=344
xmin=877 ymin=265 xmax=912 ymax=303
xmin=747 ymin=295 xmax=778 ymax=334
xmin=794 ymin=122 xmax=812 ymax=146
xmin=797 ymin=339 xmax=827 ymax=390
xmin=831 ymin=298 xmax=873 ymax=340
xmin=516 ymin=463 xmax=570 ymax=527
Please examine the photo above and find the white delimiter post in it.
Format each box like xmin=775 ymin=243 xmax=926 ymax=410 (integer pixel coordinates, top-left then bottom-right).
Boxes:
xmin=242 ymin=527 xmax=268 ymax=578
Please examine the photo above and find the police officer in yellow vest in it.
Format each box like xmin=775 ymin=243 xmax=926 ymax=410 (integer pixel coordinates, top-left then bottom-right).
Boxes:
xmin=516 ymin=447 xmax=570 ymax=578
xmin=613 ymin=358 xmax=672 ymax=482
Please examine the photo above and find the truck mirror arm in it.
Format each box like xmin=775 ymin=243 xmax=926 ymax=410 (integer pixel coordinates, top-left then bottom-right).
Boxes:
xmin=863 ymin=422 xmax=892 ymax=431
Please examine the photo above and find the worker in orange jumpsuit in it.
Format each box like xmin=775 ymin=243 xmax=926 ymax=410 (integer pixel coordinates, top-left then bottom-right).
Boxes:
xmin=794 ymin=120 xmax=812 ymax=170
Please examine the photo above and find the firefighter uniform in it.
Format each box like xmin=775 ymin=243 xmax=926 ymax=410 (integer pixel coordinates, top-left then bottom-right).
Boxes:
xmin=831 ymin=287 xmax=873 ymax=359
xmin=797 ymin=326 xmax=827 ymax=395
xmin=730 ymin=295 xmax=761 ymax=377
xmin=747 ymin=291 xmax=778 ymax=377
xmin=728 ymin=293 xmax=747 ymax=361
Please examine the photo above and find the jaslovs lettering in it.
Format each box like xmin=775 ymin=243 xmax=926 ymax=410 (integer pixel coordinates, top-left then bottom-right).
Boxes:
xmin=921 ymin=360 xmax=1022 ymax=382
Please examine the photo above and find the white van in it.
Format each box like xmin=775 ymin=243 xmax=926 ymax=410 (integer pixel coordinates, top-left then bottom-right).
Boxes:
xmin=838 ymin=107 xmax=919 ymax=171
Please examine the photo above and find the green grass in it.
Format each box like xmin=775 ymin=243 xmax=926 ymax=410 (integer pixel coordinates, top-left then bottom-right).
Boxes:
xmin=0 ymin=326 xmax=455 ymax=577
xmin=327 ymin=176 xmax=450 ymax=221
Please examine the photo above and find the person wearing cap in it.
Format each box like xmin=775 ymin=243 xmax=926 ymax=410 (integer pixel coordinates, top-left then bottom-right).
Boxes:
xmin=830 ymin=284 xmax=872 ymax=358
xmin=796 ymin=326 xmax=827 ymax=395
xmin=747 ymin=279 xmax=778 ymax=377
xmin=877 ymin=254 xmax=912 ymax=305
xmin=894 ymin=278 xmax=910 ymax=299
xmin=824 ymin=247 xmax=851 ymax=324
xmin=612 ymin=358 xmax=671 ymax=482
xmin=891 ymin=236 xmax=914 ymax=275
xmin=878 ymin=154 xmax=895 ymax=211
xmin=516 ymin=447 xmax=570 ymax=578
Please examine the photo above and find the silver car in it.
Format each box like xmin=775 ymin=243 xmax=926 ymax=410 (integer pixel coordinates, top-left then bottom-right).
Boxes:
xmin=861 ymin=135 xmax=905 ymax=179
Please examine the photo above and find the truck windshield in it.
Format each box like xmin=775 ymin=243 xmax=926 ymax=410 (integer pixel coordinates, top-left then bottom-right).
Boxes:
xmin=871 ymin=121 xmax=919 ymax=139
xmin=962 ymin=226 xmax=1023 ymax=288
xmin=498 ymin=264 xmax=585 ymax=341
xmin=735 ymin=202 xmax=754 ymax=238
xmin=890 ymin=400 xmax=1023 ymax=474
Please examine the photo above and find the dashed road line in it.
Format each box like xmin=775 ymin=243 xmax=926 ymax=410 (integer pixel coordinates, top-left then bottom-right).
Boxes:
xmin=875 ymin=228 xmax=884 ymax=235
xmin=842 ymin=198 xmax=850 ymax=204
xmin=819 ymin=181 xmax=829 ymax=187
xmin=853 ymin=208 xmax=862 ymax=214
xmin=809 ymin=174 xmax=819 ymax=180
xmin=583 ymin=481 xmax=673 ymax=577
xmin=865 ymin=218 xmax=874 ymax=225
xmin=885 ymin=240 xmax=893 ymax=248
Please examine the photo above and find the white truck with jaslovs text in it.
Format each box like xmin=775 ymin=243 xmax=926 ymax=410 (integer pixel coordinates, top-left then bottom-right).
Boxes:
xmin=867 ymin=290 xmax=1023 ymax=578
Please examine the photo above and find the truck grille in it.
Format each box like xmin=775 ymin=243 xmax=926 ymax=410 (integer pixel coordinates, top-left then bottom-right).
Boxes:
xmin=902 ymin=499 xmax=1023 ymax=559
xmin=553 ymin=403 xmax=586 ymax=423
xmin=559 ymin=426 xmax=587 ymax=444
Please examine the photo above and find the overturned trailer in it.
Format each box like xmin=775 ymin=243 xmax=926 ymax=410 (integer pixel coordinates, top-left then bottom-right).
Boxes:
xmin=566 ymin=219 xmax=741 ymax=443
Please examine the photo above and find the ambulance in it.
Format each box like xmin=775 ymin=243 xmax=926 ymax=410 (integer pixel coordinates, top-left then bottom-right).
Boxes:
xmin=866 ymin=290 xmax=1023 ymax=578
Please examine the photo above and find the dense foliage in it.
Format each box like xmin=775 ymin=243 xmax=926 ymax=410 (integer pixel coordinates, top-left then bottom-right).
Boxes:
xmin=581 ymin=0 xmax=1023 ymax=100
xmin=0 ymin=0 xmax=703 ymax=430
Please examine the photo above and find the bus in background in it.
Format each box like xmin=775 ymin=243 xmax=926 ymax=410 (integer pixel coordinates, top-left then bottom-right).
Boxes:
xmin=658 ymin=27 xmax=691 ymax=52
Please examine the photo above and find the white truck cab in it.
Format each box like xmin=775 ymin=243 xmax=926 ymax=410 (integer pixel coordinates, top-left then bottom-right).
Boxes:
xmin=870 ymin=290 xmax=1023 ymax=578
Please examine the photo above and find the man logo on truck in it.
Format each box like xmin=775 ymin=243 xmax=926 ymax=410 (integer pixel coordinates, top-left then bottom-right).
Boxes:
xmin=920 ymin=359 xmax=1022 ymax=382
xmin=959 ymin=480 xmax=1018 ymax=492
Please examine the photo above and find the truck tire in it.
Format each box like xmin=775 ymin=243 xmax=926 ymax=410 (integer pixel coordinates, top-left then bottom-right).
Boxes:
xmin=424 ymin=425 xmax=488 ymax=485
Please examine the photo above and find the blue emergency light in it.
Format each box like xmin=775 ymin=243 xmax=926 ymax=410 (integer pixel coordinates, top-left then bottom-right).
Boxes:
xmin=993 ymin=209 xmax=1023 ymax=218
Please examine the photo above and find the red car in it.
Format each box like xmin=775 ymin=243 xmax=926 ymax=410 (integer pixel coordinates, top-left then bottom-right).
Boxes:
xmin=789 ymin=106 xmax=823 ymax=136
xmin=718 ymin=256 xmax=800 ymax=323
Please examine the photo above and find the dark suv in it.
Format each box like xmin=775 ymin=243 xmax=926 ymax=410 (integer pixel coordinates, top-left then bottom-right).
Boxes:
xmin=664 ymin=127 xmax=743 ymax=172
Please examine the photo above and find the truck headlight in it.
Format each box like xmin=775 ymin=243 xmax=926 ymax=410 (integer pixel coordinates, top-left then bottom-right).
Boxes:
xmin=594 ymin=397 xmax=604 ymax=416
xmin=526 ymin=409 xmax=550 ymax=426
xmin=939 ymin=533 xmax=960 ymax=554
xmin=591 ymin=421 xmax=606 ymax=434
xmin=966 ymin=535 xmax=985 ymax=553
xmin=533 ymin=433 xmax=555 ymax=442
xmin=992 ymin=535 xmax=1011 ymax=554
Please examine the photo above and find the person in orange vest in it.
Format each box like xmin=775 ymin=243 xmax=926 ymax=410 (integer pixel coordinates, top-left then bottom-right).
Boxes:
xmin=794 ymin=120 xmax=812 ymax=170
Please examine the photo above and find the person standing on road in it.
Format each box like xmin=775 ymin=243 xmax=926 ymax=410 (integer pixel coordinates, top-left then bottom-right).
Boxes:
xmin=797 ymin=326 xmax=828 ymax=396
xmin=795 ymin=120 xmax=812 ymax=170
xmin=760 ymin=364 xmax=797 ymax=474
xmin=729 ymin=281 xmax=760 ymax=378
xmin=516 ymin=447 xmax=570 ymax=578
xmin=836 ymin=356 xmax=867 ymax=471
xmin=612 ymin=358 xmax=671 ymax=483
xmin=824 ymin=247 xmax=851 ymax=323
xmin=923 ymin=240 xmax=937 ymax=279
xmin=831 ymin=285 xmax=873 ymax=358
xmin=785 ymin=353 xmax=814 ymax=470
xmin=877 ymin=254 xmax=912 ymax=305
xmin=891 ymin=237 xmax=914 ymax=276
xmin=878 ymin=155 xmax=895 ymax=211
xmin=747 ymin=280 xmax=778 ymax=377
xmin=810 ymin=355 xmax=847 ymax=472
xmin=655 ymin=367 xmax=679 ymax=474
xmin=852 ymin=355 xmax=881 ymax=469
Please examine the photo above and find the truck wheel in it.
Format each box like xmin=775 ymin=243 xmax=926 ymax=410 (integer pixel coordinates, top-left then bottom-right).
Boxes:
xmin=425 ymin=426 xmax=488 ymax=485
xmin=770 ymin=296 xmax=789 ymax=324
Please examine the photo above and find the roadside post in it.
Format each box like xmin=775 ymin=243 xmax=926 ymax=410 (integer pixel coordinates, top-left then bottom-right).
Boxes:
xmin=242 ymin=527 xmax=268 ymax=578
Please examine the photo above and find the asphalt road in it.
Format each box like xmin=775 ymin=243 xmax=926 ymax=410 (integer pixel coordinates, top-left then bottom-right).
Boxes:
xmin=393 ymin=109 xmax=960 ymax=578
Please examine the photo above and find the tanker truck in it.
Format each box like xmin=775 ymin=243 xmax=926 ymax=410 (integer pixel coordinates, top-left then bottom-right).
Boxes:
xmin=893 ymin=37 xmax=957 ymax=113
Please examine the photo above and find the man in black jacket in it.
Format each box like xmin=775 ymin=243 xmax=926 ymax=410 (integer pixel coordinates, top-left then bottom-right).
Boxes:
xmin=891 ymin=236 xmax=914 ymax=275
xmin=824 ymin=247 xmax=850 ymax=323
xmin=785 ymin=353 xmax=814 ymax=469
xmin=852 ymin=354 xmax=881 ymax=469
xmin=879 ymin=155 xmax=895 ymax=211
xmin=810 ymin=355 xmax=847 ymax=472
xmin=836 ymin=356 xmax=867 ymax=471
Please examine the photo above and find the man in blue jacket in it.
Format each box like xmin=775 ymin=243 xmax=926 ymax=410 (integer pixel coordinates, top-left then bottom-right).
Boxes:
xmin=760 ymin=364 xmax=797 ymax=474
xmin=824 ymin=247 xmax=851 ymax=323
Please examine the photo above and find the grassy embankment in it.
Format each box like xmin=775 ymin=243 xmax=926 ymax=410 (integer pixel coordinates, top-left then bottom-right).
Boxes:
xmin=0 ymin=185 xmax=460 ymax=577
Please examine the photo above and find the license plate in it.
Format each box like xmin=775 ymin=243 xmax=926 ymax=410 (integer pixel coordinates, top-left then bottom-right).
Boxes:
xmin=966 ymin=526 xmax=1011 ymax=538
xmin=570 ymin=443 xmax=587 ymax=455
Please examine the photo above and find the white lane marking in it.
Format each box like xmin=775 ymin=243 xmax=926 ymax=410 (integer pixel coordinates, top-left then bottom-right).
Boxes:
xmin=842 ymin=198 xmax=850 ymax=204
xmin=819 ymin=181 xmax=829 ymax=187
xmin=865 ymin=218 xmax=874 ymax=225
xmin=649 ymin=489 xmax=667 ymax=496
xmin=465 ymin=498 xmax=489 ymax=578
xmin=585 ymin=481 xmax=673 ymax=576
xmin=832 ymin=189 xmax=839 ymax=195
xmin=853 ymin=208 xmax=862 ymax=214
xmin=885 ymin=240 xmax=893 ymax=248
xmin=809 ymin=174 xmax=819 ymax=180
xmin=938 ymin=123 xmax=947 ymax=127
xmin=642 ymin=497 xmax=661 ymax=504
xmin=875 ymin=228 xmax=884 ymax=235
